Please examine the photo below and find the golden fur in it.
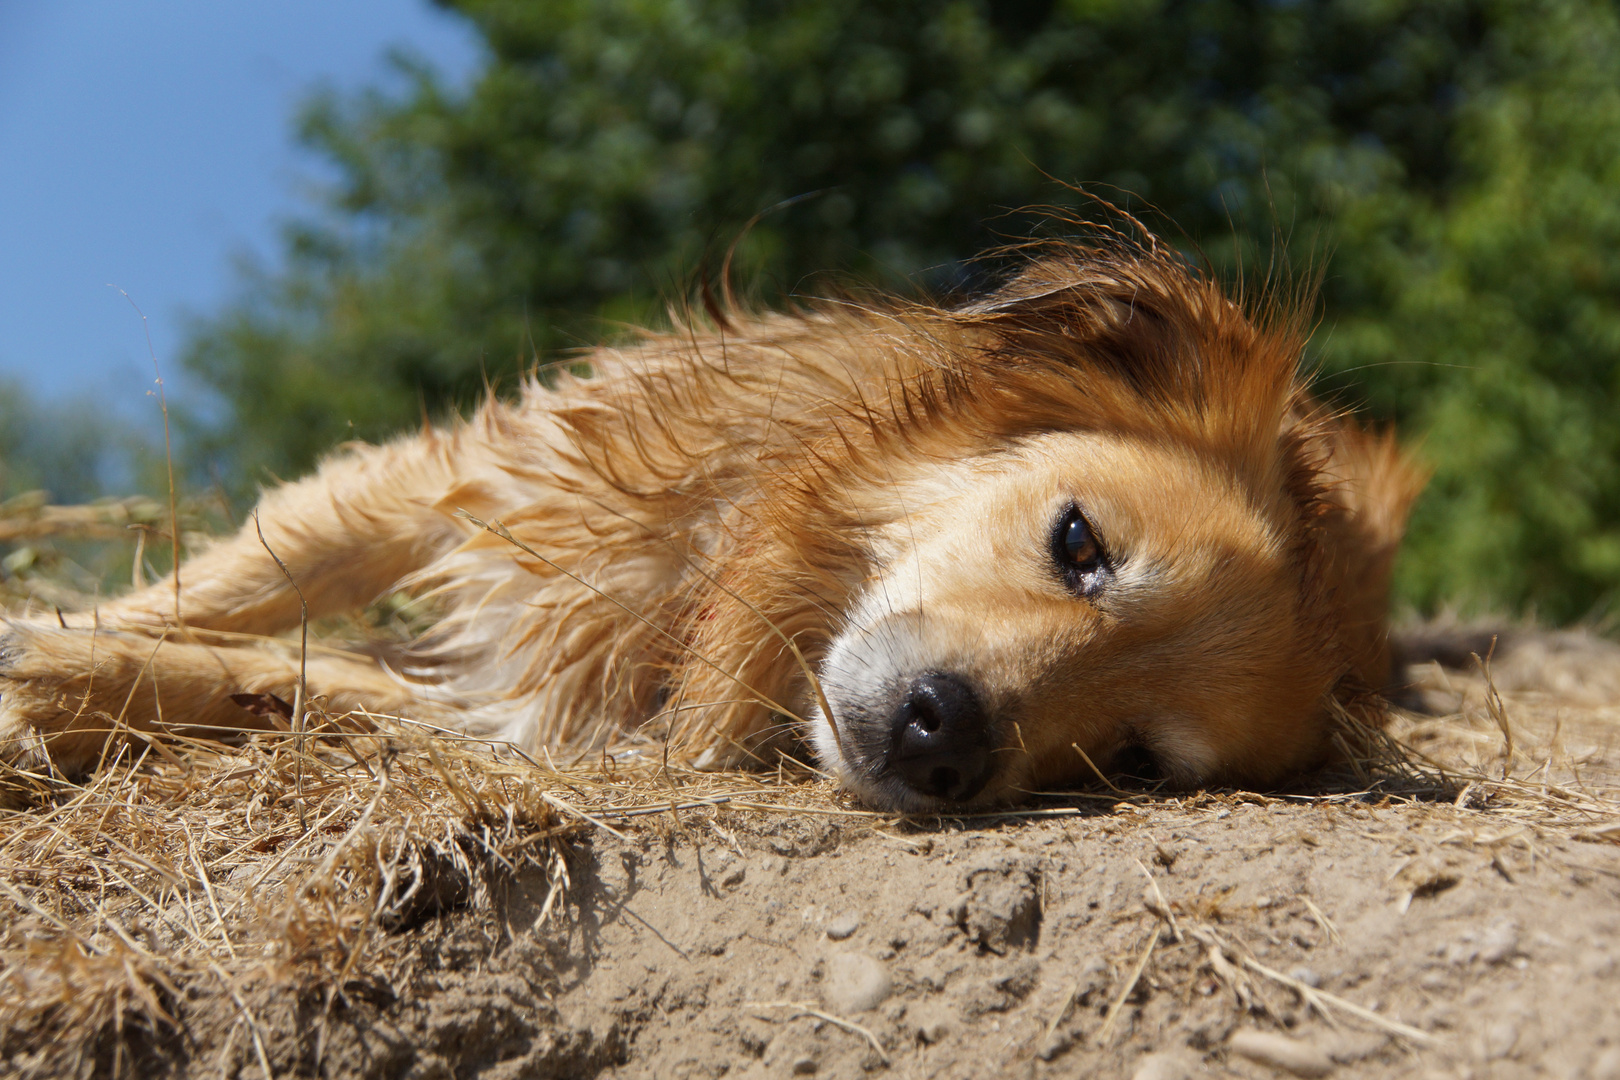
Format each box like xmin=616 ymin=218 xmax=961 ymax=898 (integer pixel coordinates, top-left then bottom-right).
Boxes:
xmin=0 ymin=233 xmax=1425 ymax=810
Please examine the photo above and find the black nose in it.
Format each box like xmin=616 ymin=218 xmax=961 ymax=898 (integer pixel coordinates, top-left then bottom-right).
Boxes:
xmin=888 ymin=672 xmax=994 ymax=802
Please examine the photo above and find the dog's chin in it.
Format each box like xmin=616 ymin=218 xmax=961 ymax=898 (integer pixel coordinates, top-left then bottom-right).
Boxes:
xmin=833 ymin=762 xmax=1009 ymax=813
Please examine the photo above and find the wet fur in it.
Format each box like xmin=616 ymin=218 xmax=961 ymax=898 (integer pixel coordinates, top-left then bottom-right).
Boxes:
xmin=0 ymin=234 xmax=1425 ymax=809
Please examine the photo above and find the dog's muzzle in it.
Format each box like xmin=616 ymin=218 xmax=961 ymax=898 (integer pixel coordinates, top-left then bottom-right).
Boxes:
xmin=885 ymin=671 xmax=995 ymax=803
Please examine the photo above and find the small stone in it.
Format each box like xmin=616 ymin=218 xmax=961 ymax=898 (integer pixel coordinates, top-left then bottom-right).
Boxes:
xmin=822 ymin=951 xmax=891 ymax=1013
xmin=912 ymin=1002 xmax=952 ymax=1044
xmin=1037 ymin=1030 xmax=1074 ymax=1061
xmin=1215 ymin=808 xmax=1231 ymax=819
xmin=791 ymin=1055 xmax=818 ymax=1074
xmin=1476 ymin=918 xmax=1520 ymax=965
xmin=1227 ymin=1029 xmax=1335 ymax=1078
xmin=1287 ymin=966 xmax=1322 ymax=988
xmin=1590 ymin=1046 xmax=1620 ymax=1080
xmin=955 ymin=862 xmax=1041 ymax=954
xmin=1479 ymin=1019 xmax=1519 ymax=1061
xmin=1131 ymin=1050 xmax=1201 ymax=1080
xmin=721 ymin=863 xmax=747 ymax=888
xmin=826 ymin=913 xmax=860 ymax=940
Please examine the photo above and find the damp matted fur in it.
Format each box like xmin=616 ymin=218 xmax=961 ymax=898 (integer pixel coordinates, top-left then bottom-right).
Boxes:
xmin=0 ymin=214 xmax=1423 ymax=811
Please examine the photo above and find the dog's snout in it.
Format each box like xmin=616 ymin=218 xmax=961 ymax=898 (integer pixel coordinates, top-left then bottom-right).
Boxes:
xmin=888 ymin=672 xmax=994 ymax=802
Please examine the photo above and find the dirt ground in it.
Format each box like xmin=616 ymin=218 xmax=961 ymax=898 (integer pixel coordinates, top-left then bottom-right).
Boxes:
xmin=2 ymin=630 xmax=1618 ymax=1080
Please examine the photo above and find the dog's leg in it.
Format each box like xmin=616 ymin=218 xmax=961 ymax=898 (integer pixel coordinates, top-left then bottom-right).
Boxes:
xmin=90 ymin=427 xmax=488 ymax=636
xmin=0 ymin=623 xmax=430 ymax=775
xmin=2 ymin=423 xmax=518 ymax=774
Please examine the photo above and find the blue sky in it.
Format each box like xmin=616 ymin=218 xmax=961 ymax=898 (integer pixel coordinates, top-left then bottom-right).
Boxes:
xmin=0 ymin=0 xmax=482 ymax=415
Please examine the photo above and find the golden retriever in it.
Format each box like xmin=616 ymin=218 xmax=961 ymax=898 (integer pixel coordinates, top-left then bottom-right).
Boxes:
xmin=0 ymin=230 xmax=1424 ymax=810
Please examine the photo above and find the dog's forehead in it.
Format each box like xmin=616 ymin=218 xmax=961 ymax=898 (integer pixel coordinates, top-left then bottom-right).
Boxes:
xmin=885 ymin=429 xmax=1292 ymax=560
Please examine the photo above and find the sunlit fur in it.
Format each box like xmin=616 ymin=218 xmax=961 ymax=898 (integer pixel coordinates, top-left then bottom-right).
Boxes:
xmin=0 ymin=233 xmax=1425 ymax=810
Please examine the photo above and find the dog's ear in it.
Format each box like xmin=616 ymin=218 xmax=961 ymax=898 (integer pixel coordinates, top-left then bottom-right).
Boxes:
xmin=958 ymin=249 xmax=1238 ymax=404
xmin=953 ymin=244 xmax=1310 ymax=470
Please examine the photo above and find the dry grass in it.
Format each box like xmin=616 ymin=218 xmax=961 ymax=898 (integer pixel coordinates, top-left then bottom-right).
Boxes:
xmin=0 ymin=705 xmax=858 ymax=1070
xmin=0 ymin=725 xmax=548 ymax=1066
xmin=1392 ymin=647 xmax=1620 ymax=838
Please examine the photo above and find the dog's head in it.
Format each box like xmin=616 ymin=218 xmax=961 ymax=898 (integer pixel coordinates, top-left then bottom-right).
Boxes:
xmin=785 ymin=241 xmax=1419 ymax=811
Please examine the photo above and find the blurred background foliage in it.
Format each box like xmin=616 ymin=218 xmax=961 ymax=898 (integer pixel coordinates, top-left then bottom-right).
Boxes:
xmin=12 ymin=0 xmax=1620 ymax=621
xmin=0 ymin=379 xmax=197 ymax=606
xmin=0 ymin=380 xmax=119 ymax=505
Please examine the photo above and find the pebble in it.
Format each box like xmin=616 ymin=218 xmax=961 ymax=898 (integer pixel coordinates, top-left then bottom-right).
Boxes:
xmin=1479 ymin=1019 xmax=1519 ymax=1061
xmin=791 ymin=1055 xmax=818 ymax=1075
xmin=1036 ymin=1030 xmax=1074 ymax=1061
xmin=1131 ymin=1050 xmax=1202 ymax=1080
xmin=822 ymin=951 xmax=891 ymax=1013
xmin=911 ymin=1002 xmax=952 ymax=1044
xmin=1476 ymin=918 xmax=1520 ymax=965
xmin=721 ymin=863 xmax=747 ymax=888
xmin=1227 ymin=1029 xmax=1335 ymax=1078
xmin=1591 ymin=1046 xmax=1620 ymax=1080
xmin=1287 ymin=966 xmax=1322 ymax=988
xmin=825 ymin=913 xmax=860 ymax=940
xmin=954 ymin=863 xmax=1041 ymax=953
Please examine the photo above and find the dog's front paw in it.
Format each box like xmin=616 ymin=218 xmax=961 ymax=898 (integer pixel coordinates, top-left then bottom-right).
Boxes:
xmin=1 ymin=628 xmax=53 ymax=763
xmin=0 ymin=623 xmax=137 ymax=777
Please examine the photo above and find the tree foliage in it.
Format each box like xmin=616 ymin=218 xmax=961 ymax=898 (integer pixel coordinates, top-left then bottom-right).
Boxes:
xmin=182 ymin=0 xmax=1620 ymax=620
xmin=0 ymin=381 xmax=134 ymax=504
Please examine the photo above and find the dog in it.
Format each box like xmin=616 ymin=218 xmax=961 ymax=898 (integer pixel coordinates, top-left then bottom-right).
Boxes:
xmin=0 ymin=230 xmax=1425 ymax=811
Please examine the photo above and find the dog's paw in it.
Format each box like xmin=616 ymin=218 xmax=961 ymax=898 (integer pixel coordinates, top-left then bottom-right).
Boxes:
xmin=0 ymin=622 xmax=137 ymax=776
xmin=1 ymin=628 xmax=66 ymax=773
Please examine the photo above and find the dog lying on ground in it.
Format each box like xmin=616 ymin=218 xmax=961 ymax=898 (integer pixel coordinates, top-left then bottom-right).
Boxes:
xmin=0 ymin=229 xmax=1425 ymax=811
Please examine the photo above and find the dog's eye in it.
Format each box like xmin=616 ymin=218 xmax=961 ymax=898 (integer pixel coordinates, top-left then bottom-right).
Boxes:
xmin=1062 ymin=514 xmax=1099 ymax=567
xmin=1051 ymin=505 xmax=1109 ymax=594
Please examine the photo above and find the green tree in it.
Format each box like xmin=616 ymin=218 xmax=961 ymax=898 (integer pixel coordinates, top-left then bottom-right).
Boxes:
xmin=0 ymin=381 xmax=126 ymax=503
xmin=186 ymin=0 xmax=1483 ymax=473
xmin=182 ymin=0 xmax=1620 ymax=620
xmin=1320 ymin=0 xmax=1620 ymax=617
